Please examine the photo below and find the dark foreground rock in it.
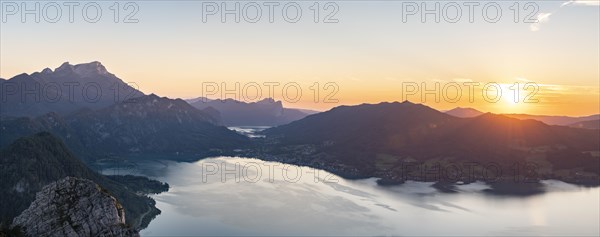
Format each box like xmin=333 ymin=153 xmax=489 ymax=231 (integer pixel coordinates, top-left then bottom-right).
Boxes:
xmin=11 ymin=177 xmax=139 ymax=237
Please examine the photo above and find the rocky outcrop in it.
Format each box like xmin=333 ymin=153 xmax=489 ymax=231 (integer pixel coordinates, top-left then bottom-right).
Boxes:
xmin=11 ymin=177 xmax=139 ymax=237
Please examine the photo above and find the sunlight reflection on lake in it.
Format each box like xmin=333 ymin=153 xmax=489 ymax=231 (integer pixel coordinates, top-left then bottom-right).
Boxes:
xmin=120 ymin=157 xmax=600 ymax=236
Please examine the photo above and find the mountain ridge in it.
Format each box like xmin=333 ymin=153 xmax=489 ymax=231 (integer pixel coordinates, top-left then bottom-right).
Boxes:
xmin=261 ymin=102 xmax=600 ymax=186
xmin=0 ymin=61 xmax=144 ymax=117
xmin=188 ymin=97 xmax=316 ymax=126
xmin=0 ymin=94 xmax=250 ymax=161
xmin=444 ymin=107 xmax=600 ymax=126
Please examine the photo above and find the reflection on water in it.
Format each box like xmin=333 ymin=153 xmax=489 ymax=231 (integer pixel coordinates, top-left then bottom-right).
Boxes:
xmin=126 ymin=157 xmax=599 ymax=236
xmin=228 ymin=126 xmax=269 ymax=138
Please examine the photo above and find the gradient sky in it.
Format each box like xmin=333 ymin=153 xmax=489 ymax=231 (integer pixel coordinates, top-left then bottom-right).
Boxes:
xmin=1 ymin=0 xmax=598 ymax=116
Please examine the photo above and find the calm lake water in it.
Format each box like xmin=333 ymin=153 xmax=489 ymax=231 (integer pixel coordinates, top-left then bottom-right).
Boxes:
xmin=106 ymin=157 xmax=600 ymax=236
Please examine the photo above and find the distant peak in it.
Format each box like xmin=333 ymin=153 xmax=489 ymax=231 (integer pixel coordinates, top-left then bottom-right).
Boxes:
xmin=10 ymin=73 xmax=34 ymax=81
xmin=259 ymin=97 xmax=275 ymax=103
xmin=41 ymin=68 xmax=53 ymax=74
xmin=451 ymin=107 xmax=477 ymax=111
xmin=475 ymin=112 xmax=498 ymax=119
xmin=257 ymin=98 xmax=279 ymax=104
xmin=54 ymin=61 xmax=110 ymax=76
xmin=187 ymin=97 xmax=212 ymax=103
xmin=73 ymin=61 xmax=109 ymax=76
xmin=15 ymin=73 xmax=30 ymax=78
xmin=55 ymin=62 xmax=74 ymax=72
xmin=382 ymin=100 xmax=417 ymax=106
xmin=445 ymin=107 xmax=484 ymax=118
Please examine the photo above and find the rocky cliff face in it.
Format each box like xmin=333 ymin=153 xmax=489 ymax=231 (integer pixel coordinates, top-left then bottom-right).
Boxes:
xmin=11 ymin=177 xmax=139 ymax=237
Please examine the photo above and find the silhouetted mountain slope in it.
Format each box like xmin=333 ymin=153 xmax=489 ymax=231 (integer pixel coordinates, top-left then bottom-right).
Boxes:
xmin=431 ymin=113 xmax=599 ymax=163
xmin=189 ymin=97 xmax=314 ymax=126
xmin=0 ymin=62 xmax=143 ymax=117
xmin=0 ymin=112 xmax=87 ymax=155
xmin=200 ymin=106 xmax=223 ymax=125
xmin=443 ymin=107 xmax=599 ymax=126
xmin=267 ymin=101 xmax=457 ymax=149
xmin=0 ymin=94 xmax=250 ymax=161
xmin=445 ymin=107 xmax=484 ymax=118
xmin=263 ymin=102 xmax=600 ymax=185
xmin=500 ymin=113 xmax=599 ymax=126
xmin=68 ymin=94 xmax=247 ymax=155
xmin=568 ymin=119 xmax=600 ymax=129
xmin=0 ymin=133 xmax=168 ymax=229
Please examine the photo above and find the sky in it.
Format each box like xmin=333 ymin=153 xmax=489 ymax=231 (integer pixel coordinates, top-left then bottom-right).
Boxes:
xmin=1 ymin=0 xmax=599 ymax=116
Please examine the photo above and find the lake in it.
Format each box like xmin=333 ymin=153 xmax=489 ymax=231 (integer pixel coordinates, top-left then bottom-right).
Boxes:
xmin=104 ymin=156 xmax=600 ymax=236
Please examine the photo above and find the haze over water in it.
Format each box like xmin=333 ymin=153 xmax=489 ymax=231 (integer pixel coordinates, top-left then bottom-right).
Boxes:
xmin=108 ymin=157 xmax=600 ymax=236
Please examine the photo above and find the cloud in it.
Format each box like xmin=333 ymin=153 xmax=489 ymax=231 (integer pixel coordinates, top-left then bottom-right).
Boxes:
xmin=562 ymin=0 xmax=600 ymax=7
xmin=530 ymin=13 xmax=552 ymax=32
xmin=536 ymin=84 xmax=600 ymax=96
xmin=531 ymin=1 xmax=598 ymax=32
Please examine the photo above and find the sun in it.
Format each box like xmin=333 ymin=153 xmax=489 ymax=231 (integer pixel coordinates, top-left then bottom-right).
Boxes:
xmin=498 ymin=83 xmax=520 ymax=104
xmin=496 ymin=83 xmax=528 ymax=113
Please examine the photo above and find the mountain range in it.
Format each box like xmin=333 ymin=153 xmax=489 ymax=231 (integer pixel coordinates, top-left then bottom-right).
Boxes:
xmin=445 ymin=107 xmax=600 ymax=127
xmin=3 ymin=59 xmax=598 ymax=235
xmin=444 ymin=107 xmax=486 ymax=118
xmin=0 ymin=62 xmax=253 ymax=161
xmin=2 ymin=61 xmax=599 ymax=193
xmin=262 ymin=101 xmax=600 ymax=186
xmin=188 ymin=97 xmax=317 ymax=126
xmin=0 ymin=62 xmax=143 ymax=117
xmin=0 ymin=94 xmax=250 ymax=162
xmin=567 ymin=119 xmax=600 ymax=130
